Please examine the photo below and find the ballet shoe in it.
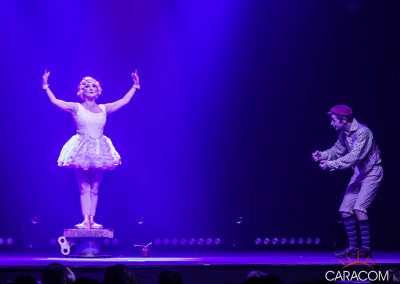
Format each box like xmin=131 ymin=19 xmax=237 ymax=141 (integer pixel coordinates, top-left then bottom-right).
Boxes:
xmin=89 ymin=215 xmax=103 ymax=229
xmin=75 ymin=215 xmax=90 ymax=229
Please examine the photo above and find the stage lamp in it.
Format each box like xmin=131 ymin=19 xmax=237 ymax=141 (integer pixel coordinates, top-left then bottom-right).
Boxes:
xmin=214 ymin=238 xmax=221 ymax=245
xmin=289 ymin=238 xmax=296 ymax=245
xmin=206 ymin=238 xmax=213 ymax=245
xmin=272 ymin=237 xmax=279 ymax=245
xmin=137 ymin=217 xmax=144 ymax=225
xmin=255 ymin=238 xmax=262 ymax=245
xmin=171 ymin=238 xmax=178 ymax=246
xmin=162 ymin=238 xmax=170 ymax=245
xmin=235 ymin=216 xmax=243 ymax=225
xmin=189 ymin=238 xmax=196 ymax=245
xmin=263 ymin=237 xmax=270 ymax=245
xmin=180 ymin=238 xmax=187 ymax=245
xmin=6 ymin=238 xmax=13 ymax=246
xmin=297 ymin=238 xmax=304 ymax=245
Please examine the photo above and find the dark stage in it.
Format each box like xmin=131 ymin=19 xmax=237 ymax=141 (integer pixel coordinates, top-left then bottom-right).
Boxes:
xmin=2 ymin=1 xmax=400 ymax=283
xmin=1 ymin=251 xmax=400 ymax=283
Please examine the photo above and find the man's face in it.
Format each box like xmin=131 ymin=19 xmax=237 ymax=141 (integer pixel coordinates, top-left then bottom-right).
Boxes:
xmin=330 ymin=115 xmax=346 ymax=132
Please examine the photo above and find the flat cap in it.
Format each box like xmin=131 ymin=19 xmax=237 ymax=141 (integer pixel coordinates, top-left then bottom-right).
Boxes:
xmin=327 ymin=104 xmax=353 ymax=116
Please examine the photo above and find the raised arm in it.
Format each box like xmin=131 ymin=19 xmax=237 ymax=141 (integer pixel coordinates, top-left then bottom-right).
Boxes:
xmin=42 ymin=70 xmax=77 ymax=113
xmin=104 ymin=70 xmax=140 ymax=114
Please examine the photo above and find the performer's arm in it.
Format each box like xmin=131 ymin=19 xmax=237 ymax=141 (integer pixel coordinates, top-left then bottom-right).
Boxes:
xmin=327 ymin=128 xmax=373 ymax=170
xmin=42 ymin=70 xmax=77 ymax=113
xmin=104 ymin=71 xmax=140 ymax=114
xmin=319 ymin=138 xmax=347 ymax=161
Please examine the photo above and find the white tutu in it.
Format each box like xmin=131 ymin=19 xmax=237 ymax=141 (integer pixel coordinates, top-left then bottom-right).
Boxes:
xmin=57 ymin=103 xmax=121 ymax=170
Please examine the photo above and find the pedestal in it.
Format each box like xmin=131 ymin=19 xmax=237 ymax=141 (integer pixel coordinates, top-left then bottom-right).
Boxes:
xmin=58 ymin=228 xmax=114 ymax=257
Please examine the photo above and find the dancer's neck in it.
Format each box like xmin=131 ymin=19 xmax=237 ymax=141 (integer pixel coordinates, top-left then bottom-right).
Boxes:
xmin=82 ymin=100 xmax=97 ymax=108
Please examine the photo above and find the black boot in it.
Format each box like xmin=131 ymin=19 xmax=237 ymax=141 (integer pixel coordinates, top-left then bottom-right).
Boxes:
xmin=334 ymin=246 xmax=358 ymax=258
xmin=357 ymin=247 xmax=372 ymax=258
xmin=334 ymin=215 xmax=359 ymax=258
xmin=358 ymin=219 xmax=372 ymax=258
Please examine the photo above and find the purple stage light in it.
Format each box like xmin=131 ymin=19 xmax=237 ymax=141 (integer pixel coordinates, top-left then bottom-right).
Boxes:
xmin=180 ymin=238 xmax=187 ymax=245
xmin=235 ymin=216 xmax=243 ymax=225
xmin=314 ymin=238 xmax=321 ymax=245
xmin=197 ymin=238 xmax=204 ymax=245
xmin=137 ymin=217 xmax=144 ymax=225
xmin=49 ymin=238 xmax=57 ymax=246
xmin=6 ymin=238 xmax=13 ymax=246
xmin=162 ymin=238 xmax=170 ymax=246
xmin=171 ymin=238 xmax=178 ymax=246
xmin=280 ymin=238 xmax=287 ymax=245
xmin=289 ymin=238 xmax=296 ymax=245
xmin=112 ymin=239 xmax=119 ymax=246
xmin=0 ymin=238 xmax=4 ymax=246
xmin=255 ymin=238 xmax=262 ymax=245
xmin=263 ymin=237 xmax=270 ymax=245
xmin=206 ymin=238 xmax=213 ymax=245
xmin=306 ymin=238 xmax=312 ymax=245
xmin=154 ymin=238 xmax=161 ymax=246
xmin=214 ymin=238 xmax=221 ymax=245
xmin=272 ymin=237 xmax=279 ymax=245
xmin=189 ymin=238 xmax=196 ymax=245
xmin=297 ymin=238 xmax=304 ymax=245
xmin=30 ymin=216 xmax=39 ymax=225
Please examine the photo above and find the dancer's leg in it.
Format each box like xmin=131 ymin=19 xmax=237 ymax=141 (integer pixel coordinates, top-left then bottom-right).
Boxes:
xmin=75 ymin=169 xmax=91 ymax=229
xmin=352 ymin=165 xmax=383 ymax=257
xmin=355 ymin=210 xmax=371 ymax=257
xmin=89 ymin=169 xmax=104 ymax=229
xmin=76 ymin=169 xmax=91 ymax=216
xmin=335 ymin=177 xmax=360 ymax=257
xmin=89 ymin=169 xmax=104 ymax=217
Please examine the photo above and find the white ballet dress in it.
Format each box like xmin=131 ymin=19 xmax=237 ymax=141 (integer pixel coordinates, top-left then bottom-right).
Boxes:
xmin=57 ymin=103 xmax=121 ymax=170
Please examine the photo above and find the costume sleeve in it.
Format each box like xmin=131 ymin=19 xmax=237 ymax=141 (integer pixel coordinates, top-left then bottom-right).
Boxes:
xmin=320 ymin=138 xmax=347 ymax=161
xmin=327 ymin=128 xmax=373 ymax=170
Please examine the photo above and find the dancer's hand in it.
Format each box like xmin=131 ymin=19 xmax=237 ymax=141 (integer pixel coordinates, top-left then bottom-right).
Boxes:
xmin=319 ymin=160 xmax=329 ymax=171
xmin=311 ymin=150 xmax=321 ymax=162
xmin=132 ymin=70 xmax=140 ymax=89
xmin=42 ymin=69 xmax=50 ymax=89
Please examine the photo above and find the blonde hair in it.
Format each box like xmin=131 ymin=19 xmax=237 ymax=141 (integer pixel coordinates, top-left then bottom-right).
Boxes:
xmin=77 ymin=76 xmax=102 ymax=99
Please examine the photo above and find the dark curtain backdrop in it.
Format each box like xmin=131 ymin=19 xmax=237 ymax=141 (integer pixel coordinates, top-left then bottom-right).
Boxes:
xmin=0 ymin=0 xmax=399 ymax=250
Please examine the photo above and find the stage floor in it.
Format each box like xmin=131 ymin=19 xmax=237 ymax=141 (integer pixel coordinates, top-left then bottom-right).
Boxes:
xmin=1 ymin=251 xmax=400 ymax=267
xmin=1 ymin=251 xmax=400 ymax=283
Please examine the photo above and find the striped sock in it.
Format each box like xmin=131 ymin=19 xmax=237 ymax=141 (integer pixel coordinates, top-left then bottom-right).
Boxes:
xmin=343 ymin=216 xmax=358 ymax=249
xmin=359 ymin=219 xmax=371 ymax=249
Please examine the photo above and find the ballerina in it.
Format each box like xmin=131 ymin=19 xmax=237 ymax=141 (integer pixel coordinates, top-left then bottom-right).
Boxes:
xmin=42 ymin=70 xmax=140 ymax=229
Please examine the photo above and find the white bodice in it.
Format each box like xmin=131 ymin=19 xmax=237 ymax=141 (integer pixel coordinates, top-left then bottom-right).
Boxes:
xmin=73 ymin=103 xmax=107 ymax=139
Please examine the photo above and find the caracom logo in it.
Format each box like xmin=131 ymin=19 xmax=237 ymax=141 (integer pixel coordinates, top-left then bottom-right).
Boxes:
xmin=325 ymin=254 xmax=390 ymax=282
